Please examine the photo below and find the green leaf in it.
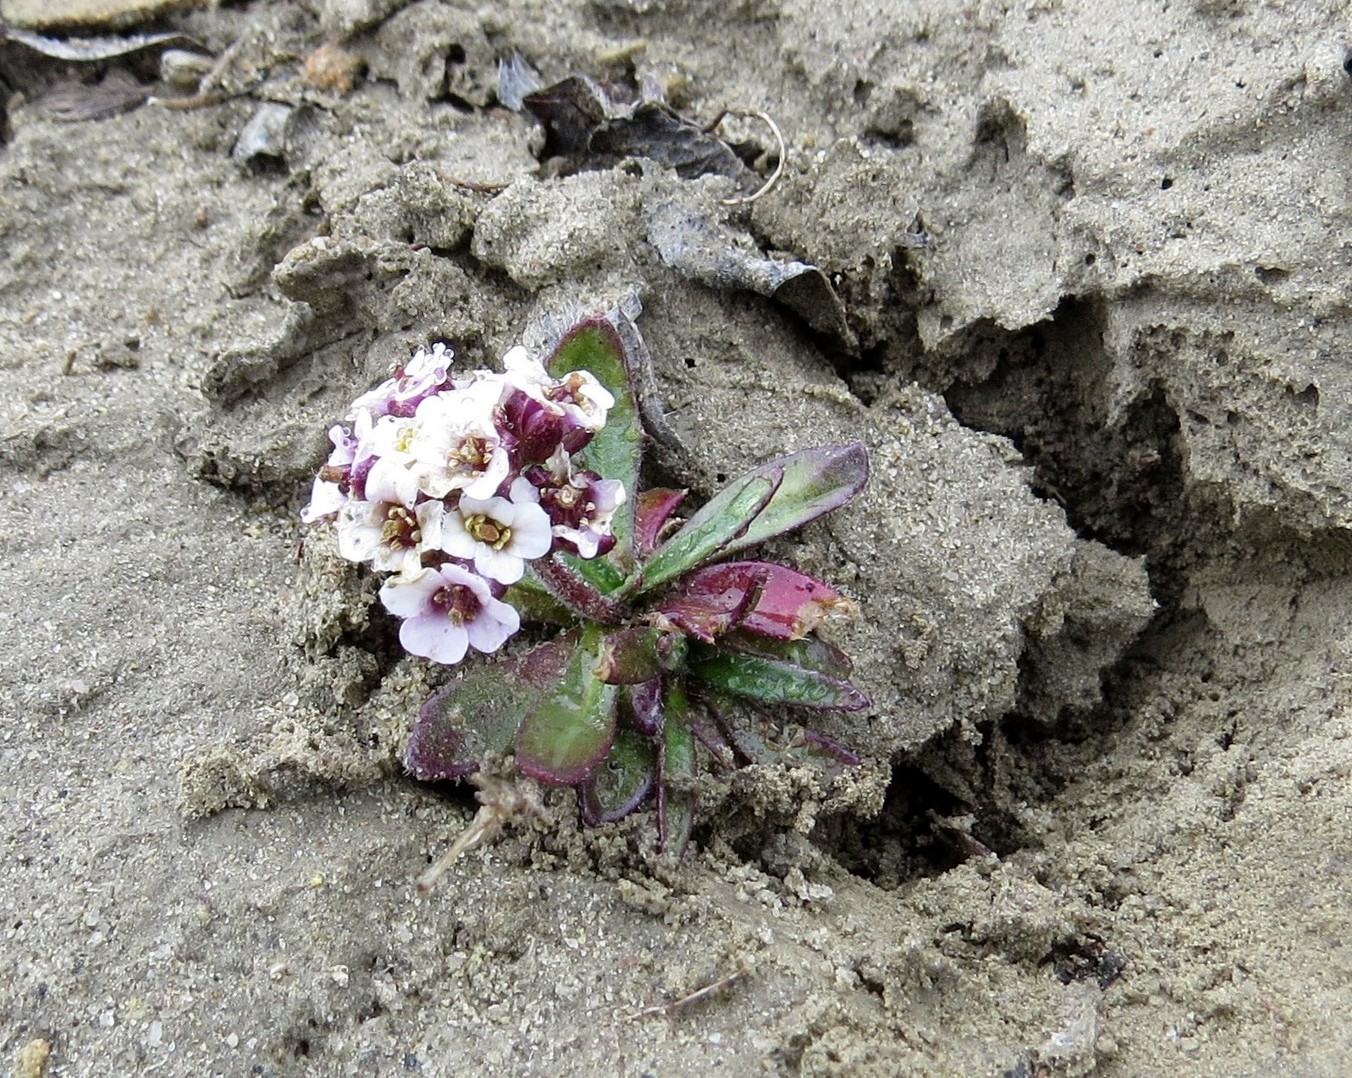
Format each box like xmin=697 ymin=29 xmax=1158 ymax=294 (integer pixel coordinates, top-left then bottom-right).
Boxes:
xmin=556 ymin=549 xmax=627 ymax=594
xmin=717 ymin=629 xmax=854 ymax=679
xmin=659 ymin=681 xmax=697 ymax=855
xmin=579 ymin=726 xmax=657 ymax=826
xmin=503 ymin=576 xmax=576 ymax=627
xmin=716 ymin=443 xmax=868 ymax=559
xmin=546 ymin=318 xmax=642 ymax=560
xmin=405 ymin=638 xmax=575 ymax=781
xmin=515 ymin=625 xmax=619 ymax=785
xmin=637 ymin=445 xmax=868 ymax=597
xmin=631 ymin=471 xmax=781 ymax=595
xmin=687 ymin=649 xmax=869 ymax=712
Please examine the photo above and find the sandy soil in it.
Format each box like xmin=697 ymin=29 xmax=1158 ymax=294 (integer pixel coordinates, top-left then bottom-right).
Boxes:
xmin=2 ymin=0 xmax=1350 ymax=1074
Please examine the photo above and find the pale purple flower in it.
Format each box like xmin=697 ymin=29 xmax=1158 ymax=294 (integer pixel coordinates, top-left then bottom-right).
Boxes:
xmin=380 ymin=564 xmax=520 ymax=665
xmin=525 ymin=449 xmax=625 ymax=558
xmin=428 ymin=476 xmax=552 ymax=584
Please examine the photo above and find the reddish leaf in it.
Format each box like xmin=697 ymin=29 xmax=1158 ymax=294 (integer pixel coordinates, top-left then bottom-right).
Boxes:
xmin=633 ymin=487 xmax=686 ymax=559
xmin=529 ymin=554 xmax=626 ymax=624
xmin=660 ymin=561 xmax=846 ymax=642
xmin=627 ymin=677 xmax=665 ymax=737
xmin=596 ymin=626 xmax=688 ymax=684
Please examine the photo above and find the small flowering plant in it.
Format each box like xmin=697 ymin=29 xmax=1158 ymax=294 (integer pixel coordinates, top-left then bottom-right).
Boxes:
xmin=303 ymin=313 xmax=869 ymax=854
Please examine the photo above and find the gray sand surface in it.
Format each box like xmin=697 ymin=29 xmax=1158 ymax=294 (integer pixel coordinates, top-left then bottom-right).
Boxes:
xmin=2 ymin=0 xmax=1349 ymax=1074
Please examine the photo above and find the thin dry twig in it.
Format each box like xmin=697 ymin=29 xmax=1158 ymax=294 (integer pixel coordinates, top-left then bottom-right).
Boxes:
xmin=432 ymin=169 xmax=512 ymax=194
xmin=417 ymin=773 xmax=542 ymax=892
xmin=626 ymin=967 xmax=749 ymax=1021
xmin=705 ymin=107 xmax=786 ymax=206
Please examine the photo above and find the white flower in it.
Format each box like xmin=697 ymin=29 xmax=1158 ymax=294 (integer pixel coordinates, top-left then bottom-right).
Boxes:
xmin=427 ymin=476 xmax=552 ymax=584
xmin=363 ymin=454 xmax=422 ymax=509
xmin=501 ymin=345 xmax=550 ymax=391
xmin=548 ymin=368 xmax=614 ymax=433
xmin=553 ymin=476 xmax=626 ymax=558
xmin=336 ymin=499 xmax=431 ymax=574
xmin=379 ymin=564 xmax=520 ymax=665
xmin=367 ymin=412 xmax=426 ymax=465
xmin=410 ymin=381 xmax=511 ymax=500
xmin=502 ymin=345 xmax=614 ymax=433
xmin=528 ymin=447 xmax=626 ymax=558
xmin=300 ymin=424 xmax=359 ymax=524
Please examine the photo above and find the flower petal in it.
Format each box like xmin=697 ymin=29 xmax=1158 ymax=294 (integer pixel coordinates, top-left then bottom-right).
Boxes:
xmin=378 ymin=568 xmax=439 ymax=618
xmin=400 ymin=615 xmax=469 ymax=665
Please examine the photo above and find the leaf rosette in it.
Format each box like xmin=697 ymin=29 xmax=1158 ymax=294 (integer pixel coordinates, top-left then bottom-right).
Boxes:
xmin=305 ymin=309 xmax=870 ymax=854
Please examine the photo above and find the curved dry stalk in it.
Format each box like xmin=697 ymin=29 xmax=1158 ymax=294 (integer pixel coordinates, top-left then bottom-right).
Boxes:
xmin=707 ymin=108 xmax=786 ymax=206
xmin=416 ymin=773 xmax=543 ymax=892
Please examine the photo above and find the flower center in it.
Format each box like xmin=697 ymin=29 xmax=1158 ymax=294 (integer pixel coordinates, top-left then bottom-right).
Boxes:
xmin=547 ymin=372 xmax=587 ymax=407
xmin=432 ymin=582 xmax=482 ymax=626
xmin=379 ymin=505 xmax=421 ymax=548
xmin=393 ymin=422 xmax=418 ymax=454
xmin=465 ymin=513 xmax=511 ymax=550
xmin=552 ymin=485 xmax=581 ymax=510
xmin=450 ymin=435 xmax=493 ymax=472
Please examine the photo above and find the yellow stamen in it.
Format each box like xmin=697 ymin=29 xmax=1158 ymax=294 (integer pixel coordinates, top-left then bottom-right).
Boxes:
xmin=394 ymin=423 xmax=418 ymax=453
xmin=465 ymin=513 xmax=511 ymax=550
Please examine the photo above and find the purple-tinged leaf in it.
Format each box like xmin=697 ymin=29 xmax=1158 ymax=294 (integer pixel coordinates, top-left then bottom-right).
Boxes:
xmin=528 ymin=555 xmax=626 ymax=624
xmin=596 ymin=626 xmax=688 ymax=685
xmin=701 ymin=689 xmax=860 ymax=772
xmin=687 ymin=649 xmax=870 ymax=713
xmin=719 ymin=443 xmax=868 ymax=557
xmin=579 ymin=727 xmax=657 ymax=826
xmin=801 ymin=729 xmax=862 ymax=767
xmin=658 ymin=681 xmax=697 ymax=856
xmin=503 ymin=577 xmax=575 ymax=626
xmin=546 ymin=317 xmax=641 ymax=553
xmin=405 ymin=638 xmax=574 ymax=782
xmin=685 ymin=709 xmax=736 ymax=769
xmin=647 ymin=446 xmax=867 ymax=587
xmin=699 ymin=690 xmax=776 ymax=765
xmin=632 ymin=470 xmax=782 ymax=595
xmin=628 ymin=677 xmax=665 ymax=737
xmin=655 ymin=566 xmax=765 ymax=644
xmin=633 ymin=487 xmax=686 ymax=559
xmin=719 ymin=629 xmax=854 ymax=680
xmin=515 ymin=626 xmax=619 ymax=785
xmin=660 ymin=561 xmax=848 ymax=642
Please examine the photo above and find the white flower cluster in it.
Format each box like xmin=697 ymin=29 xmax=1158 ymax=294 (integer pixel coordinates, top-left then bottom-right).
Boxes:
xmin=303 ymin=343 xmax=626 ymax=665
